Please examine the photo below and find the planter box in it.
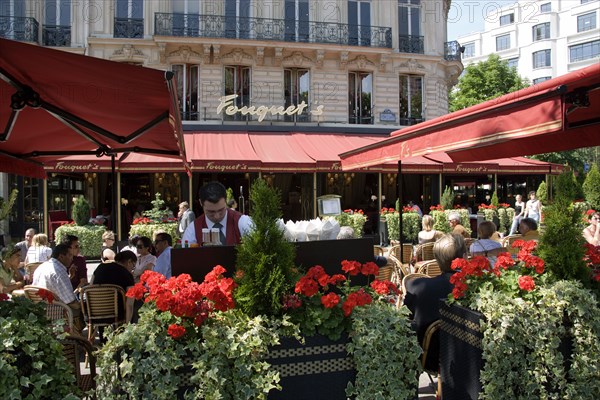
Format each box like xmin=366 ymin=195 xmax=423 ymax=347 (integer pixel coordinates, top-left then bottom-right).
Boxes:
xmin=266 ymin=334 xmax=356 ymax=400
xmin=439 ymin=302 xmax=484 ymax=400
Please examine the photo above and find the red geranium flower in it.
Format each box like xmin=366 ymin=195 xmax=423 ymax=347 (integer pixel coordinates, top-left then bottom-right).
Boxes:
xmin=361 ymin=261 xmax=379 ymax=277
xmin=0 ymin=293 xmax=9 ymax=302
xmin=341 ymin=260 xmax=362 ymax=276
xmin=38 ymin=288 xmax=55 ymax=304
xmin=518 ymin=275 xmax=536 ymax=292
xmin=321 ymin=293 xmax=340 ymax=308
xmin=167 ymin=323 xmax=186 ymax=339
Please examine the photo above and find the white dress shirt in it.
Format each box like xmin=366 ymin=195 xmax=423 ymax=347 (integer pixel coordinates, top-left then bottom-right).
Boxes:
xmin=182 ymin=210 xmax=253 ymax=245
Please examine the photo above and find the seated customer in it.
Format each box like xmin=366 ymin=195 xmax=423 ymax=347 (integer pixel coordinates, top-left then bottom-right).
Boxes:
xmin=519 ymin=218 xmax=540 ymax=241
xmin=448 ymin=213 xmax=470 ymax=239
xmin=583 ymin=211 xmax=600 ymax=246
xmin=418 ymin=215 xmax=442 ymax=244
xmin=404 ymin=233 xmax=466 ymax=345
xmin=24 ymin=233 xmax=52 ymax=264
xmin=92 ymin=251 xmax=136 ymax=322
xmin=470 ymin=221 xmax=503 ymax=255
xmin=0 ymin=247 xmax=25 ymax=294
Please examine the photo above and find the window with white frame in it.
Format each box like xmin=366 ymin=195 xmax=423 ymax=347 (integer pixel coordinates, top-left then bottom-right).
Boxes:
xmin=172 ymin=64 xmax=200 ymax=121
xmin=172 ymin=0 xmax=200 ymax=36
xmin=569 ymin=40 xmax=600 ymax=62
xmin=532 ymin=49 xmax=551 ymax=68
xmin=349 ymin=72 xmax=373 ymax=124
xmin=225 ymin=0 xmax=251 ymax=39
xmin=507 ymin=57 xmax=519 ymax=69
xmin=398 ymin=0 xmax=422 ymax=53
xmin=0 ymin=0 xmax=26 ymax=39
xmin=463 ymin=42 xmax=475 ymax=58
xmin=499 ymin=13 xmax=514 ymax=26
xmin=532 ymin=22 xmax=550 ymax=41
xmin=285 ymin=0 xmax=309 ymax=42
xmin=577 ymin=12 xmax=597 ymax=32
xmin=43 ymin=0 xmax=71 ymax=46
xmin=496 ymin=34 xmax=510 ymax=51
xmin=224 ymin=65 xmax=251 ymax=121
xmin=399 ymin=74 xmax=423 ymax=126
xmin=284 ymin=69 xmax=310 ymax=122
xmin=540 ymin=3 xmax=551 ymax=13
xmin=348 ymin=0 xmax=371 ymax=46
xmin=533 ymin=77 xmax=551 ymax=84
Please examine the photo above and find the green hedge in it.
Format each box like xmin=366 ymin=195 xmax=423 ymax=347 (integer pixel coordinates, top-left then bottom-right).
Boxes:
xmin=129 ymin=222 xmax=179 ymax=242
xmin=430 ymin=209 xmax=472 ymax=236
xmin=54 ymin=224 xmax=106 ymax=258
xmin=384 ymin=212 xmax=421 ymax=243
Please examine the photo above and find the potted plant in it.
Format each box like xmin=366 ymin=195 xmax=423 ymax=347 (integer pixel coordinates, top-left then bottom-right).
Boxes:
xmin=331 ymin=209 xmax=367 ymax=238
xmin=0 ymin=295 xmax=79 ymax=399
xmin=441 ymin=198 xmax=600 ymax=399
xmin=129 ymin=192 xmax=178 ymax=240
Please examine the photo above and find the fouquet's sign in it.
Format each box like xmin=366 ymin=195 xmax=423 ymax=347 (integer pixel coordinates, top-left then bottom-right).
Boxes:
xmin=216 ymin=94 xmax=324 ymax=122
xmin=49 ymin=162 xmax=102 ymax=172
xmin=444 ymin=163 xmax=497 ymax=174
xmin=200 ymin=161 xmax=250 ymax=172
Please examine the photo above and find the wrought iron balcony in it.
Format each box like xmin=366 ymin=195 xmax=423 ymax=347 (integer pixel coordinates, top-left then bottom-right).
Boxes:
xmin=398 ymin=34 xmax=424 ymax=54
xmin=0 ymin=15 xmax=39 ymax=43
xmin=154 ymin=13 xmax=392 ymax=48
xmin=114 ymin=17 xmax=144 ymax=38
xmin=43 ymin=25 xmax=71 ymax=46
xmin=444 ymin=41 xmax=462 ymax=62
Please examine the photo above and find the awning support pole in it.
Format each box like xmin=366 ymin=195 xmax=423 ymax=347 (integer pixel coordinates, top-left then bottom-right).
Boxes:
xmin=398 ymin=160 xmax=403 ymax=261
xmin=111 ymin=154 xmax=117 ymax=240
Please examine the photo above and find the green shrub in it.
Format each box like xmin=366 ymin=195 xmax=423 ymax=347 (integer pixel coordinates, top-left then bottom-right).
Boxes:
xmin=536 ymin=181 xmax=547 ymax=204
xmin=129 ymin=222 xmax=178 ymax=242
xmin=490 ymin=191 xmax=499 ymax=208
xmin=583 ymin=163 xmax=600 ymax=209
xmin=537 ymin=197 xmax=589 ymax=285
xmin=497 ymin=207 xmax=514 ymax=235
xmin=431 ymin=210 xmax=450 ymax=233
xmin=235 ymin=179 xmax=296 ymax=317
xmin=55 ymin=224 xmax=106 ymax=257
xmin=554 ymin=170 xmax=581 ymax=203
xmin=444 ymin=209 xmax=471 ymax=236
xmin=0 ymin=188 xmax=18 ymax=222
xmin=441 ymin=186 xmax=455 ymax=210
xmin=71 ymin=195 xmax=91 ymax=226
xmin=331 ymin=211 xmax=367 ymax=238
xmin=402 ymin=212 xmax=421 ymax=243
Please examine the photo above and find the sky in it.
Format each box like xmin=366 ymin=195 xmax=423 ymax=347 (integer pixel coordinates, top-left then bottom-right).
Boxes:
xmin=446 ymin=0 xmax=504 ymax=40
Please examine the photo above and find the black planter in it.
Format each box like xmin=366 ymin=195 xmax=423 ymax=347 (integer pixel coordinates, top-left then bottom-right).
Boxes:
xmin=439 ymin=302 xmax=484 ymax=400
xmin=266 ymin=333 xmax=356 ymax=400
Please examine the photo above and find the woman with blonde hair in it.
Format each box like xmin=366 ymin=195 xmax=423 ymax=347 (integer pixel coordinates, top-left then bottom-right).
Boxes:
xmin=418 ymin=215 xmax=441 ymax=244
xmin=101 ymin=230 xmax=116 ymax=262
xmin=24 ymin=233 xmax=52 ymax=264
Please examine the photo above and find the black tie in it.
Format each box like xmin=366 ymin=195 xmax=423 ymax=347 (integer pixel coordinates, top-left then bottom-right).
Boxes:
xmin=213 ymin=222 xmax=226 ymax=245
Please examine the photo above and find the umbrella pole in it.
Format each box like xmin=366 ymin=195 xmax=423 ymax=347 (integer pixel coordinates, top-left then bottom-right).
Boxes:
xmin=398 ymin=160 xmax=403 ymax=262
xmin=111 ymin=154 xmax=117 ymax=239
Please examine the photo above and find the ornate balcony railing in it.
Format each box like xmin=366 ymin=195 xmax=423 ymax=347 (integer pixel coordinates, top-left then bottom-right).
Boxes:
xmin=398 ymin=34 xmax=424 ymax=54
xmin=43 ymin=25 xmax=71 ymax=46
xmin=444 ymin=40 xmax=462 ymax=62
xmin=114 ymin=17 xmax=144 ymax=38
xmin=0 ymin=15 xmax=39 ymax=43
xmin=154 ymin=13 xmax=392 ymax=48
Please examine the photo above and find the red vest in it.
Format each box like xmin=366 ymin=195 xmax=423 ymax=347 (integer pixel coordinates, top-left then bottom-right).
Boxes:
xmin=193 ymin=209 xmax=243 ymax=245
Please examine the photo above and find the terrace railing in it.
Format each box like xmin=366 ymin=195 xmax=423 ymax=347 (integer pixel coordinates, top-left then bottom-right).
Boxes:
xmin=154 ymin=13 xmax=392 ymax=48
xmin=0 ymin=15 xmax=39 ymax=43
xmin=114 ymin=17 xmax=144 ymax=39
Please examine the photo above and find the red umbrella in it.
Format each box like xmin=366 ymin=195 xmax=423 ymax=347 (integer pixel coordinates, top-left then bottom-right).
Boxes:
xmin=340 ymin=63 xmax=600 ymax=168
xmin=0 ymin=37 xmax=188 ymax=179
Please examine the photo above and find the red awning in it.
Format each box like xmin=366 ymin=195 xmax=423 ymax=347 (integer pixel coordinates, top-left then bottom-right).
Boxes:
xmin=186 ymin=132 xmax=262 ymax=172
xmin=423 ymin=153 xmax=563 ymax=175
xmin=0 ymin=38 xmax=188 ymax=179
xmin=249 ymin=132 xmax=316 ymax=172
xmin=118 ymin=153 xmax=187 ymax=172
xmin=340 ymin=64 xmax=600 ymax=168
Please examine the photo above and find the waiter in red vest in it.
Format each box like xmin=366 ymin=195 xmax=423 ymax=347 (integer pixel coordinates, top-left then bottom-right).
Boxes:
xmin=182 ymin=182 xmax=253 ymax=246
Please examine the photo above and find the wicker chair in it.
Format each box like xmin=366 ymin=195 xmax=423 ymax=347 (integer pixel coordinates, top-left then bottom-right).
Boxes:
xmin=23 ymin=285 xmax=59 ymax=303
xmin=416 ymin=260 xmax=442 ymax=277
xmin=414 ymin=242 xmax=435 ymax=262
xmin=422 ymin=319 xmax=443 ymax=393
xmin=373 ymin=245 xmax=385 ymax=258
xmin=80 ymin=284 xmax=126 ymax=344
xmin=387 ymin=254 xmax=410 ymax=285
xmin=398 ymin=273 xmax=430 ymax=307
xmin=45 ymin=300 xmax=75 ymax=331
xmin=60 ymin=333 xmax=97 ymax=396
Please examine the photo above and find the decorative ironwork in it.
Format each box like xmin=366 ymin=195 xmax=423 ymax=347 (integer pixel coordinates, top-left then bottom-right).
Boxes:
xmin=398 ymin=34 xmax=424 ymax=54
xmin=42 ymin=25 xmax=71 ymax=47
xmin=444 ymin=40 xmax=462 ymax=62
xmin=114 ymin=17 xmax=144 ymax=39
xmin=154 ymin=13 xmax=392 ymax=48
xmin=0 ymin=15 xmax=39 ymax=43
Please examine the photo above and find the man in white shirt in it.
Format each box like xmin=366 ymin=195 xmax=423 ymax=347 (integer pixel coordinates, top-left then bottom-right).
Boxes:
xmin=182 ymin=182 xmax=253 ymax=246
xmin=152 ymin=232 xmax=172 ymax=279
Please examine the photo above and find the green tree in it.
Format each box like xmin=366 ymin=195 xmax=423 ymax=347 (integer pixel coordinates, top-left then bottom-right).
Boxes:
xmin=440 ymin=186 xmax=454 ymax=210
xmin=554 ymin=170 xmax=581 ymax=203
xmin=583 ymin=163 xmax=600 ymax=209
xmin=449 ymin=54 xmax=529 ymax=112
xmin=536 ymin=181 xmax=548 ymax=204
xmin=491 ymin=191 xmax=499 ymax=208
xmin=71 ymin=195 xmax=90 ymax=226
xmin=531 ymin=146 xmax=598 ymax=177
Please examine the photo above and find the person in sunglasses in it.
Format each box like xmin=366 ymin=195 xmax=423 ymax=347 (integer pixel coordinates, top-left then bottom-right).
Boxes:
xmin=131 ymin=236 xmax=156 ymax=282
